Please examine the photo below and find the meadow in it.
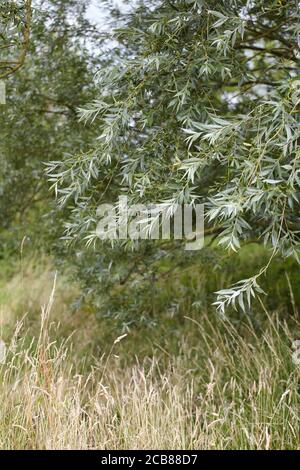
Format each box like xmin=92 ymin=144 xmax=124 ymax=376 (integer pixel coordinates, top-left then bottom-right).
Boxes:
xmin=1 ymin=254 xmax=300 ymax=450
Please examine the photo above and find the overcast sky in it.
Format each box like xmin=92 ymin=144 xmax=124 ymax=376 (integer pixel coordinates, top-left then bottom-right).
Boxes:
xmin=86 ymin=1 xmax=108 ymax=27
xmin=86 ymin=1 xmax=132 ymax=27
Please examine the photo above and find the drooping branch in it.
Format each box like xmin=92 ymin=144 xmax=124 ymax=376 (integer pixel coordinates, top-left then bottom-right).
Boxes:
xmin=0 ymin=0 xmax=32 ymax=79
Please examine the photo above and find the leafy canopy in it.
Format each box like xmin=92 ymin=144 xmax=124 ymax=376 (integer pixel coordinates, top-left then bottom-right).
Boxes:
xmin=48 ymin=0 xmax=300 ymax=316
xmin=0 ymin=0 xmax=32 ymax=79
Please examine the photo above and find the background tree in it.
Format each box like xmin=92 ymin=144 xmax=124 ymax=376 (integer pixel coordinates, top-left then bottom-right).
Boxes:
xmin=0 ymin=0 xmax=105 ymax=256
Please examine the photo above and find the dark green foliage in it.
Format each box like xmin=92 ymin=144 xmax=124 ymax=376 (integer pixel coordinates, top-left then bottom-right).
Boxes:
xmin=0 ymin=0 xmax=102 ymax=256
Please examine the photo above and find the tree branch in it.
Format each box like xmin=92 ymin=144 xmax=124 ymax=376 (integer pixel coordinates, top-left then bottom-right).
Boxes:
xmin=0 ymin=0 xmax=32 ymax=79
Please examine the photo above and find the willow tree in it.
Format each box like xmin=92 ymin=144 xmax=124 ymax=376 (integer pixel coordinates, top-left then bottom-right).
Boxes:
xmin=0 ymin=0 xmax=32 ymax=79
xmin=48 ymin=0 xmax=300 ymax=318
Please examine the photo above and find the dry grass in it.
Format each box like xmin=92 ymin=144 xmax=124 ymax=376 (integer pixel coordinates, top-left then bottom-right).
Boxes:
xmin=1 ymin=260 xmax=300 ymax=449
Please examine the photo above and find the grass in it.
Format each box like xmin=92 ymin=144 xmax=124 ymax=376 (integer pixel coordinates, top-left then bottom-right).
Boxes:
xmin=0 ymin=257 xmax=300 ymax=449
